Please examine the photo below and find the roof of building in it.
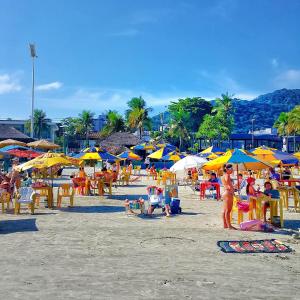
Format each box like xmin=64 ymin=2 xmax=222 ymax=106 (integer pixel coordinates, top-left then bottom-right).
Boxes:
xmin=0 ymin=125 xmax=34 ymax=142
xmin=88 ymin=132 xmax=141 ymax=154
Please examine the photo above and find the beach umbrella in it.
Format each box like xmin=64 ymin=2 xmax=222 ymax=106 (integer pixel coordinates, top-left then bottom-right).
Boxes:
xmin=27 ymin=139 xmax=60 ymax=150
xmin=147 ymin=147 xmax=174 ymax=160
xmin=81 ymin=146 xmax=103 ymax=152
xmin=156 ymin=143 xmax=177 ymax=150
xmin=117 ymin=150 xmax=142 ymax=161
xmin=131 ymin=143 xmax=156 ymax=151
xmin=0 ymin=139 xmax=27 ymax=147
xmin=75 ymin=149 xmax=120 ymax=163
xmin=200 ymin=146 xmax=224 ymax=155
xmin=294 ymin=152 xmax=300 ymax=159
xmin=16 ymin=152 xmax=82 ymax=171
xmin=170 ymin=155 xmax=207 ymax=172
xmin=252 ymin=146 xmax=298 ymax=165
xmin=202 ymin=149 xmax=273 ymax=172
xmin=0 ymin=145 xmax=32 ymax=152
xmin=0 ymin=151 xmax=9 ymax=159
xmin=161 ymin=151 xmax=186 ymax=161
xmin=8 ymin=149 xmax=42 ymax=159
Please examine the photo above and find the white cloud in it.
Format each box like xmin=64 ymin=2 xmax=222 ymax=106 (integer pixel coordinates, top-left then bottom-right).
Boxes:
xmin=271 ymin=58 xmax=279 ymax=68
xmin=0 ymin=73 xmax=22 ymax=94
xmin=36 ymin=81 xmax=63 ymax=91
xmin=273 ymin=69 xmax=300 ymax=89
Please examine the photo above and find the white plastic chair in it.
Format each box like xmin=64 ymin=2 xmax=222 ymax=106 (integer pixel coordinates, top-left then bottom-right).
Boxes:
xmin=14 ymin=187 xmax=37 ymax=214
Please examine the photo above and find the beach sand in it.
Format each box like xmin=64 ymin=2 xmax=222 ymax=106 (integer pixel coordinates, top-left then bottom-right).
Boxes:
xmin=0 ymin=169 xmax=299 ymax=299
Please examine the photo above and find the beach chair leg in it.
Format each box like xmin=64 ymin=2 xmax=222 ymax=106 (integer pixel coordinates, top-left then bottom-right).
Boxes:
xmin=70 ymin=196 xmax=74 ymax=207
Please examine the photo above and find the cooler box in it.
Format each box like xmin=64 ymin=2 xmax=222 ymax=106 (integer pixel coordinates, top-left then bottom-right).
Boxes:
xmin=170 ymin=198 xmax=181 ymax=214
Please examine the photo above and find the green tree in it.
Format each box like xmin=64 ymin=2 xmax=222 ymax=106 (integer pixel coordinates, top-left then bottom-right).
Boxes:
xmin=168 ymin=108 xmax=190 ymax=151
xmin=168 ymin=97 xmax=212 ymax=132
xmin=126 ymin=96 xmax=152 ymax=139
xmin=287 ymin=106 xmax=300 ymax=134
xmin=25 ymin=109 xmax=49 ymax=139
xmin=274 ymin=112 xmax=290 ymax=136
xmin=197 ymin=94 xmax=234 ymax=145
xmin=78 ymin=110 xmax=95 ymax=146
xmin=101 ymin=110 xmax=125 ymax=136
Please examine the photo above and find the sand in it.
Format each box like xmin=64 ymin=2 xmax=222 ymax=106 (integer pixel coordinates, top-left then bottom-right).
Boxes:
xmin=0 ymin=169 xmax=299 ymax=299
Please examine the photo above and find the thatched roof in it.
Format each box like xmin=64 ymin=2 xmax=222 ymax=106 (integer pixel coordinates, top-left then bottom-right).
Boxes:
xmin=0 ymin=125 xmax=33 ymax=142
xmin=97 ymin=132 xmax=142 ymax=154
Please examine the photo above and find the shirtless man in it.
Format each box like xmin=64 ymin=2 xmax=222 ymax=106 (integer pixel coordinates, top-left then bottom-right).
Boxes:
xmin=221 ymin=164 xmax=236 ymax=230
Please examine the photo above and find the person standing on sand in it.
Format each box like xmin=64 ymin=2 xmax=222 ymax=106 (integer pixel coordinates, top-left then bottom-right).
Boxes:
xmin=221 ymin=164 xmax=236 ymax=230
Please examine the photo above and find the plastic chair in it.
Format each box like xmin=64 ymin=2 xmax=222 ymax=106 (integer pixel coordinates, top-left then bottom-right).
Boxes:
xmin=0 ymin=191 xmax=11 ymax=213
xmin=14 ymin=187 xmax=37 ymax=215
xmin=57 ymin=184 xmax=75 ymax=208
xmin=231 ymin=195 xmax=254 ymax=224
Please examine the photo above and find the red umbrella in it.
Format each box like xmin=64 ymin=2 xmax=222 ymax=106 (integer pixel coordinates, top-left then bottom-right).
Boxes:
xmin=8 ymin=149 xmax=42 ymax=159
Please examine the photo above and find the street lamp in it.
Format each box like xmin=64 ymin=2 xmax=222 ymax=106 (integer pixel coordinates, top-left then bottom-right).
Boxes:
xmin=251 ymin=118 xmax=255 ymax=148
xmin=29 ymin=43 xmax=37 ymax=138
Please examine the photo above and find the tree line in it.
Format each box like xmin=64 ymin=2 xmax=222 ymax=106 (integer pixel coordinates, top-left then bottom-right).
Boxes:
xmin=28 ymin=95 xmax=299 ymax=152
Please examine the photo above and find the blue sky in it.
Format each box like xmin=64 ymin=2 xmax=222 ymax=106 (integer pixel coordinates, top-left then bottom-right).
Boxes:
xmin=1 ymin=0 xmax=300 ymax=120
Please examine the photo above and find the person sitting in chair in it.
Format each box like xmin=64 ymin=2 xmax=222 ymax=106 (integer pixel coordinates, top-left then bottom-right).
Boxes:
xmin=147 ymin=187 xmax=170 ymax=217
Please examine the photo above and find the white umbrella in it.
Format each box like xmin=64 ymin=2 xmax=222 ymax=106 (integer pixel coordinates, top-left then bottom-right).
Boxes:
xmin=170 ymin=155 xmax=207 ymax=172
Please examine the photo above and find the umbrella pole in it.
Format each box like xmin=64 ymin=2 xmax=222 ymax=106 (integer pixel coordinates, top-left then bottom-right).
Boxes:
xmin=237 ymin=165 xmax=239 ymax=191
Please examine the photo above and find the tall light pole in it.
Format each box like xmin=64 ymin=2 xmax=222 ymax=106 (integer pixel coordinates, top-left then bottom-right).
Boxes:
xmin=251 ymin=118 xmax=255 ymax=148
xmin=29 ymin=43 xmax=37 ymax=138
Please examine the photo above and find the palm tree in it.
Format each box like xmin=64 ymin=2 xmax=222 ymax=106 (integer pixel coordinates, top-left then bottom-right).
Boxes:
xmin=169 ymin=108 xmax=190 ymax=151
xmin=103 ymin=110 xmax=125 ymax=135
xmin=126 ymin=96 xmax=152 ymax=139
xmin=213 ymin=93 xmax=234 ymax=116
xmin=78 ymin=110 xmax=95 ymax=146
xmin=274 ymin=112 xmax=290 ymax=136
xmin=25 ymin=109 xmax=49 ymax=139
xmin=286 ymin=106 xmax=300 ymax=152
xmin=287 ymin=106 xmax=300 ymax=134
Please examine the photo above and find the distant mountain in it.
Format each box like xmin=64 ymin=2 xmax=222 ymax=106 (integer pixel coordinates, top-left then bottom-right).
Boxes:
xmin=233 ymin=88 xmax=300 ymax=133
xmin=151 ymin=89 xmax=300 ymax=133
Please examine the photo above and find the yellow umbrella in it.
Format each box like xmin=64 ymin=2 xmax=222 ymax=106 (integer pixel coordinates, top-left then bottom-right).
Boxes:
xmin=294 ymin=152 xmax=300 ymax=159
xmin=147 ymin=147 xmax=173 ymax=160
xmin=0 ymin=139 xmax=26 ymax=147
xmin=27 ymin=139 xmax=60 ymax=150
xmin=202 ymin=149 xmax=273 ymax=171
xmin=16 ymin=152 xmax=82 ymax=171
xmin=161 ymin=151 xmax=186 ymax=161
xmin=200 ymin=146 xmax=224 ymax=155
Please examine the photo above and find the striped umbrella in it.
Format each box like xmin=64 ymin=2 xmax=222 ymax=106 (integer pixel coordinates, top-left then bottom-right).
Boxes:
xmin=147 ymin=147 xmax=174 ymax=160
xmin=161 ymin=151 xmax=186 ymax=161
xmin=117 ymin=150 xmax=142 ymax=161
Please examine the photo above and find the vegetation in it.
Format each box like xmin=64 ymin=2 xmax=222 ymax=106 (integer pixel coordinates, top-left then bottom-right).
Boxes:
xmin=78 ymin=110 xmax=95 ymax=146
xmin=197 ymin=93 xmax=235 ymax=145
xmin=126 ymin=96 xmax=152 ymax=139
xmin=101 ymin=110 xmax=125 ymax=137
xmin=52 ymin=89 xmax=300 ymax=152
xmin=274 ymin=105 xmax=300 ymax=137
xmin=25 ymin=109 xmax=49 ymax=139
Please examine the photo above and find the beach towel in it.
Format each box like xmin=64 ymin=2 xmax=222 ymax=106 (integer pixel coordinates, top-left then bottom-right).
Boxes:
xmin=217 ymin=239 xmax=293 ymax=254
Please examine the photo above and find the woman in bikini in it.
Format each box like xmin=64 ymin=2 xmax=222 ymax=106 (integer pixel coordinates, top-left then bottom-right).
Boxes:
xmin=221 ymin=164 xmax=236 ymax=230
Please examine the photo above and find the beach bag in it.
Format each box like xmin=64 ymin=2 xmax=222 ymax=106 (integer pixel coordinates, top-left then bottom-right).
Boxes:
xmin=170 ymin=198 xmax=181 ymax=214
xmin=240 ymin=219 xmax=263 ymax=231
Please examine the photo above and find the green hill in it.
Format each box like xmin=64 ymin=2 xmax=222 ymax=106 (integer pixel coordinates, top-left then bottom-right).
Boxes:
xmin=151 ymin=89 xmax=300 ymax=133
xmin=233 ymin=88 xmax=300 ymax=133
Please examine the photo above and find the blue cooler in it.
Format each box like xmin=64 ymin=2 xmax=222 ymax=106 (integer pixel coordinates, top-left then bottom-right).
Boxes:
xmin=170 ymin=198 xmax=181 ymax=214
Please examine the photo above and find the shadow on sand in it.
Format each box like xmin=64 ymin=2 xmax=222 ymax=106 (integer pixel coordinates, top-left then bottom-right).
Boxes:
xmin=109 ymin=194 xmax=148 ymax=201
xmin=59 ymin=205 xmax=124 ymax=214
xmin=0 ymin=218 xmax=38 ymax=234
